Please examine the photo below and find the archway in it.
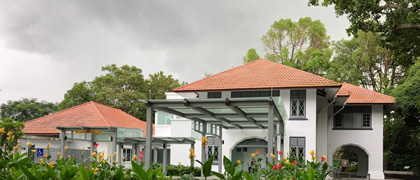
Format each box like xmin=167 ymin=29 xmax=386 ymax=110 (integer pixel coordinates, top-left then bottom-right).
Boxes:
xmin=333 ymin=144 xmax=369 ymax=178
xmin=231 ymin=138 xmax=268 ymax=171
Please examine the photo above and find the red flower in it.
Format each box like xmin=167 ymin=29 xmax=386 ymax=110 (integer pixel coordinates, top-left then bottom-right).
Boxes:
xmin=273 ymin=165 xmax=278 ymax=171
xmin=85 ymin=165 xmax=89 ymax=169
xmin=293 ymin=160 xmax=297 ymax=166
xmin=42 ymin=155 xmax=46 ymax=158
xmin=94 ymin=143 xmax=99 ymax=147
xmin=278 ymin=151 xmax=283 ymax=155
xmin=321 ymin=156 xmax=326 ymax=162
xmin=258 ymin=150 xmax=261 ymax=154
xmin=278 ymin=162 xmax=282 ymax=168
xmin=139 ymin=151 xmax=143 ymax=155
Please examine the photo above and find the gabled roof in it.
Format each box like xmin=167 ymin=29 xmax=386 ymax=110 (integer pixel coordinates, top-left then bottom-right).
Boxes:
xmin=23 ymin=101 xmax=152 ymax=136
xmin=336 ymin=83 xmax=395 ymax=104
xmin=173 ymin=59 xmax=341 ymax=92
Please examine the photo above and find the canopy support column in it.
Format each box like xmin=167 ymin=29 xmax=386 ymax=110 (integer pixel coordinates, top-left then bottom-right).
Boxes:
xmin=201 ymin=122 xmax=207 ymax=177
xmin=153 ymin=148 xmax=158 ymax=164
xmin=145 ymin=106 xmax=153 ymax=169
xmin=268 ymin=103 xmax=274 ymax=164
xmin=111 ymin=131 xmax=117 ymax=163
xmin=118 ymin=144 xmax=122 ymax=166
xmin=190 ymin=143 xmax=195 ymax=167
xmin=163 ymin=143 xmax=168 ymax=173
xmin=90 ymin=134 xmax=96 ymax=161
xmin=218 ymin=128 xmax=223 ymax=173
xmin=60 ymin=130 xmax=66 ymax=156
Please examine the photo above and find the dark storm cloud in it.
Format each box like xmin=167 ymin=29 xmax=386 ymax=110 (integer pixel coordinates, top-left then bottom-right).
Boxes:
xmin=0 ymin=0 xmax=350 ymax=104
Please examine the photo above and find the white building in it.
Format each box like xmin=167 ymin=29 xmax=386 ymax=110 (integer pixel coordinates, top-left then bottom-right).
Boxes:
xmin=153 ymin=59 xmax=395 ymax=179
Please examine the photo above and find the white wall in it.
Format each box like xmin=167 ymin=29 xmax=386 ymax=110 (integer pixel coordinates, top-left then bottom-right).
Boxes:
xmin=282 ymin=89 xmax=317 ymax=161
xmin=328 ymin=105 xmax=384 ymax=179
xmin=316 ymin=95 xmax=328 ymax=161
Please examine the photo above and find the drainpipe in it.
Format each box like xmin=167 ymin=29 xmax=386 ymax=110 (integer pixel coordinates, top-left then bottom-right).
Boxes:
xmin=327 ymin=102 xmax=346 ymax=171
xmin=318 ymin=95 xmax=337 ymax=114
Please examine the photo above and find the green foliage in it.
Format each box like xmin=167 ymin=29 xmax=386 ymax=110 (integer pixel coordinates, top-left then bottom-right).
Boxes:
xmin=261 ymin=17 xmax=332 ymax=76
xmin=243 ymin=48 xmax=261 ymax=64
xmin=327 ymin=31 xmax=404 ymax=92
xmin=58 ymin=65 xmax=184 ymax=120
xmin=308 ymin=0 xmax=420 ymax=69
xmin=0 ymin=118 xmax=24 ymax=149
xmin=1 ymin=98 xmax=57 ymax=122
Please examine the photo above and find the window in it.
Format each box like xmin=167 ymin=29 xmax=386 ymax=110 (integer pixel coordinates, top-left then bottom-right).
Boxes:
xmin=291 ymin=90 xmax=306 ymax=118
xmin=206 ymin=136 xmax=220 ymax=164
xmin=333 ymin=106 xmax=372 ymax=130
xmin=362 ymin=114 xmax=371 ymax=128
xmin=231 ymin=90 xmax=280 ymax=98
xmin=290 ymin=137 xmax=305 ymax=162
xmin=156 ymin=112 xmax=172 ymax=125
xmin=123 ymin=149 xmax=132 ymax=162
xmin=334 ymin=114 xmax=343 ymax=128
xmin=208 ymin=92 xmax=222 ymax=98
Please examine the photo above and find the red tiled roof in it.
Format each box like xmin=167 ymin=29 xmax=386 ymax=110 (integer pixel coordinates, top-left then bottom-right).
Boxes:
xmin=336 ymin=83 xmax=395 ymax=104
xmin=173 ymin=59 xmax=341 ymax=92
xmin=23 ymin=101 xmax=153 ymax=137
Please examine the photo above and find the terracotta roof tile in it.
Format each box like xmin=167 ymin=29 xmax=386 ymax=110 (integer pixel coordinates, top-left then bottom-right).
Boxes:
xmin=23 ymin=102 xmax=153 ymax=136
xmin=337 ymin=83 xmax=395 ymax=104
xmin=174 ymin=59 xmax=341 ymax=92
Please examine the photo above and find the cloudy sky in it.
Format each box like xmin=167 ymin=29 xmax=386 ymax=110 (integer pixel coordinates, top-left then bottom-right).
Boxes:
xmin=0 ymin=0 xmax=350 ymax=104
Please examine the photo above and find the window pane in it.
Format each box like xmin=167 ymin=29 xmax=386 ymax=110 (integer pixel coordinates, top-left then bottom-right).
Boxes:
xmin=298 ymin=100 xmax=305 ymax=116
xmin=291 ymin=100 xmax=298 ymax=116
xmin=214 ymin=146 xmax=219 ymax=161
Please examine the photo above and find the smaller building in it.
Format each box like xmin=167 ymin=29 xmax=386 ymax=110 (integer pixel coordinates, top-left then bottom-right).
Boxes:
xmin=21 ymin=101 xmax=152 ymax=166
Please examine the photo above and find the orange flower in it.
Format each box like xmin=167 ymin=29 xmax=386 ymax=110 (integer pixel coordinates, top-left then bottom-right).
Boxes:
xmin=94 ymin=168 xmax=99 ymax=174
xmin=321 ymin=156 xmax=326 ymax=162
xmin=293 ymin=160 xmax=297 ymax=166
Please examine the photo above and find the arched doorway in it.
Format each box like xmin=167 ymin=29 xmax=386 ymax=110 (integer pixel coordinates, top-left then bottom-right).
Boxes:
xmin=231 ymin=138 xmax=267 ymax=171
xmin=333 ymin=144 xmax=369 ymax=178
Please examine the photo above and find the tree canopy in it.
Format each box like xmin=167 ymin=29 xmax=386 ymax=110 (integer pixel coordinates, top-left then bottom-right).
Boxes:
xmin=0 ymin=98 xmax=57 ymax=122
xmin=243 ymin=48 xmax=261 ymax=64
xmin=327 ymin=31 xmax=404 ymax=92
xmin=261 ymin=17 xmax=332 ymax=75
xmin=58 ymin=65 xmax=184 ymax=120
xmin=308 ymin=0 xmax=420 ymax=68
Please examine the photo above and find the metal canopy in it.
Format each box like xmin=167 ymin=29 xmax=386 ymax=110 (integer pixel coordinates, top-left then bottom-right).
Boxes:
xmin=141 ymin=97 xmax=288 ymax=170
xmin=124 ymin=137 xmax=195 ymax=145
xmin=141 ymin=97 xmax=287 ymax=130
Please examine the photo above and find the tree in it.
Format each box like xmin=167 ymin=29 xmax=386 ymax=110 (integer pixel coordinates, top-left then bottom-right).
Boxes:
xmin=0 ymin=118 xmax=24 ymax=149
xmin=58 ymin=81 xmax=92 ymax=110
xmin=308 ymin=0 xmax=420 ymax=68
xmin=243 ymin=48 xmax=261 ymax=64
xmin=0 ymin=98 xmax=57 ymax=122
xmin=326 ymin=31 xmax=404 ymax=92
xmin=147 ymin=71 xmax=186 ymax=99
xmin=59 ymin=65 xmax=184 ymax=120
xmin=261 ymin=17 xmax=332 ymax=75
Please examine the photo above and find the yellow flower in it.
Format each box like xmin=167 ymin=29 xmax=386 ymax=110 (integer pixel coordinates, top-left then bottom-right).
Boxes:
xmin=189 ymin=148 xmax=194 ymax=153
xmin=283 ymin=156 xmax=287 ymax=160
xmin=107 ymin=154 xmax=111 ymax=158
xmin=7 ymin=131 xmax=13 ymax=137
xmin=98 ymin=153 xmax=104 ymax=160
xmin=132 ymin=155 xmax=137 ymax=161
xmin=102 ymin=160 xmax=106 ymax=163
xmin=39 ymin=159 xmax=44 ymax=164
xmin=0 ymin=128 xmax=4 ymax=134
xmin=49 ymin=161 xmax=54 ymax=167
xmin=68 ymin=155 xmax=71 ymax=159
xmin=13 ymin=146 xmax=18 ymax=150
xmin=310 ymin=150 xmax=315 ymax=156
xmin=179 ymin=161 xmax=181 ymax=165
xmin=113 ymin=152 xmax=117 ymax=157
xmin=64 ymin=146 xmax=68 ymax=151
xmin=252 ymin=153 xmax=256 ymax=158
xmin=31 ymin=149 xmax=36 ymax=153
xmin=47 ymin=143 xmax=51 ymax=150
xmin=201 ymin=136 xmax=209 ymax=147
xmin=28 ymin=142 xmax=33 ymax=147
xmin=285 ymin=159 xmax=290 ymax=164
xmin=94 ymin=168 xmax=99 ymax=174
xmin=237 ymin=160 xmax=241 ymax=163
xmin=188 ymin=152 xmax=196 ymax=159
xmin=92 ymin=152 xmax=97 ymax=157
xmin=312 ymin=155 xmax=317 ymax=160
xmin=270 ymin=153 xmax=275 ymax=159
xmin=57 ymin=152 xmax=61 ymax=157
